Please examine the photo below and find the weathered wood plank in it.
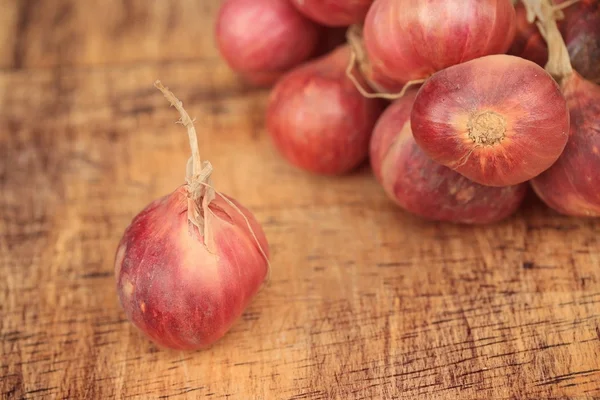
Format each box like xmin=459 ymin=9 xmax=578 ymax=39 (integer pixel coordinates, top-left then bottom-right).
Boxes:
xmin=1 ymin=0 xmax=221 ymax=69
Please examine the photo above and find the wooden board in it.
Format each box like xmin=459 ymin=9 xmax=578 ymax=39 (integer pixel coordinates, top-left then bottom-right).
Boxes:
xmin=1 ymin=1 xmax=599 ymax=399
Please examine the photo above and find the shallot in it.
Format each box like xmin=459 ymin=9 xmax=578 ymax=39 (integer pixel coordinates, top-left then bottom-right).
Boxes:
xmin=371 ymin=90 xmax=527 ymax=224
xmin=360 ymin=0 xmax=517 ymax=93
xmin=115 ymin=82 xmax=270 ymax=350
xmin=266 ymin=45 xmax=384 ymax=175
xmin=410 ymin=54 xmax=570 ymax=187
xmin=215 ymin=0 xmax=320 ymax=86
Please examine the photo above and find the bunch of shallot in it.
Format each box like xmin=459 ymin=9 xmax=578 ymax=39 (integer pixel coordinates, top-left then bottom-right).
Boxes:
xmin=214 ymin=0 xmax=600 ymax=222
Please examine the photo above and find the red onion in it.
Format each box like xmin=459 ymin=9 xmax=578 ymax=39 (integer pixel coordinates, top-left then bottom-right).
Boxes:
xmin=410 ymin=54 xmax=570 ymax=187
xmin=525 ymin=0 xmax=600 ymax=216
xmin=289 ymin=0 xmax=374 ymax=27
xmin=115 ymin=82 xmax=270 ymax=350
xmin=266 ymin=45 xmax=385 ymax=175
xmin=215 ymin=0 xmax=320 ymax=86
xmin=371 ymin=89 xmax=527 ymax=224
xmin=361 ymin=0 xmax=517 ymax=93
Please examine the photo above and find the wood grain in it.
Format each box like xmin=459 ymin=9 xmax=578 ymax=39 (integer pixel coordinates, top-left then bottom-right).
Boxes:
xmin=1 ymin=1 xmax=599 ymax=399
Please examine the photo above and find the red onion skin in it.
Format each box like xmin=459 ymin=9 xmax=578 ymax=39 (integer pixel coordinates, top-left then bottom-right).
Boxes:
xmin=215 ymin=0 xmax=320 ymax=86
xmin=362 ymin=0 xmax=516 ymax=91
xmin=508 ymin=3 xmax=548 ymax=67
xmin=115 ymin=186 xmax=269 ymax=350
xmin=371 ymin=90 xmax=527 ymax=224
xmin=266 ymin=45 xmax=385 ymax=175
xmin=289 ymin=0 xmax=374 ymax=27
xmin=558 ymin=0 xmax=600 ymax=84
xmin=531 ymin=73 xmax=600 ymax=217
xmin=410 ymin=54 xmax=570 ymax=187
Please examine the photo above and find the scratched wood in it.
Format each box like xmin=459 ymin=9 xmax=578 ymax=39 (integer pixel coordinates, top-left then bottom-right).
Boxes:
xmin=1 ymin=1 xmax=600 ymax=399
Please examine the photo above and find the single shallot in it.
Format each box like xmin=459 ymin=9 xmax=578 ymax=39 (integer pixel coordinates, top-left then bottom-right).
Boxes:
xmin=410 ymin=54 xmax=570 ymax=187
xmin=215 ymin=0 xmax=320 ymax=86
xmin=115 ymin=82 xmax=270 ymax=350
xmin=266 ymin=45 xmax=384 ymax=175
xmin=371 ymin=89 xmax=527 ymax=224
xmin=359 ymin=0 xmax=517 ymax=93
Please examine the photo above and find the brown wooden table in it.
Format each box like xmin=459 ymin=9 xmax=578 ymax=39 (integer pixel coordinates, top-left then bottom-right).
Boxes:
xmin=2 ymin=1 xmax=599 ymax=399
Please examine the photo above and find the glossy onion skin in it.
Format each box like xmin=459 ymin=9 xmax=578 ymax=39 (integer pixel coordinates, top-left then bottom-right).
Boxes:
xmin=411 ymin=54 xmax=570 ymax=187
xmin=531 ymin=73 xmax=600 ymax=217
xmin=266 ymin=45 xmax=385 ymax=175
xmin=370 ymin=90 xmax=527 ymax=224
xmin=558 ymin=0 xmax=600 ymax=84
xmin=290 ymin=0 xmax=374 ymax=27
xmin=508 ymin=3 xmax=548 ymax=67
xmin=115 ymin=186 xmax=269 ymax=350
xmin=362 ymin=0 xmax=516 ymax=91
xmin=215 ymin=0 xmax=320 ymax=86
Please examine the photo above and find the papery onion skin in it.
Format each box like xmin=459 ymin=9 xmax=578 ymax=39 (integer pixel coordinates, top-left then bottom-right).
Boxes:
xmin=266 ymin=45 xmax=385 ymax=175
xmin=362 ymin=0 xmax=517 ymax=91
xmin=215 ymin=0 xmax=320 ymax=86
xmin=410 ymin=54 xmax=570 ymax=187
xmin=531 ymin=72 xmax=600 ymax=216
xmin=290 ymin=0 xmax=374 ymax=27
xmin=115 ymin=187 xmax=269 ymax=350
xmin=558 ymin=0 xmax=600 ymax=84
xmin=508 ymin=2 xmax=548 ymax=67
xmin=371 ymin=90 xmax=527 ymax=224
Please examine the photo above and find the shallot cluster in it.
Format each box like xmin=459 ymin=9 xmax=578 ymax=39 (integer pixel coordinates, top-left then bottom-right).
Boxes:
xmin=214 ymin=0 xmax=599 ymax=222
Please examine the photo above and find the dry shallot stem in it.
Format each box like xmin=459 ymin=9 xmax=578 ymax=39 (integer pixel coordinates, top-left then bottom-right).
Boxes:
xmin=346 ymin=25 xmax=368 ymax=72
xmin=154 ymin=80 xmax=214 ymax=232
xmin=345 ymin=25 xmax=425 ymax=100
xmin=345 ymin=25 xmax=382 ymax=94
xmin=153 ymin=81 xmax=271 ymax=275
xmin=521 ymin=0 xmax=579 ymax=22
xmin=521 ymin=0 xmax=573 ymax=81
xmin=154 ymin=81 xmax=204 ymax=183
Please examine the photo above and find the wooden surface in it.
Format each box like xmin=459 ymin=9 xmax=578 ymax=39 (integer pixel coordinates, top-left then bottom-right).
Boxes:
xmin=1 ymin=1 xmax=600 ymax=399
